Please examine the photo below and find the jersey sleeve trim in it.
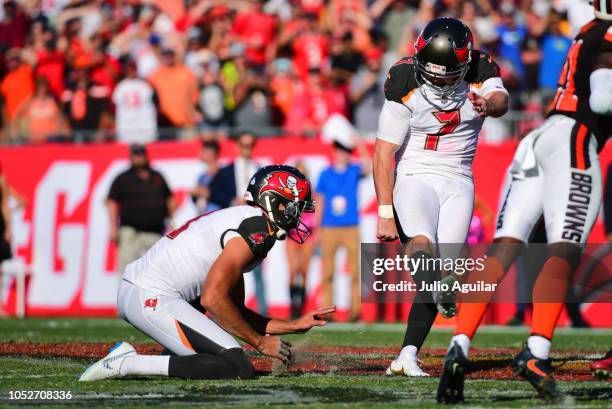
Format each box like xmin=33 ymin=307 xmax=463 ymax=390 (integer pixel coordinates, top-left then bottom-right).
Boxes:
xmin=401 ymin=88 xmax=417 ymax=105
xmin=220 ymin=229 xmax=242 ymax=249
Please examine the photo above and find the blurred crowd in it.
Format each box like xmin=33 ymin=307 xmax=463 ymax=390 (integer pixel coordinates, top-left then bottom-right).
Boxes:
xmin=0 ymin=0 xmax=596 ymax=145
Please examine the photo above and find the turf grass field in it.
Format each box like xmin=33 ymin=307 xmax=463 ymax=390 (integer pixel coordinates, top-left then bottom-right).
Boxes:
xmin=0 ymin=318 xmax=610 ymax=408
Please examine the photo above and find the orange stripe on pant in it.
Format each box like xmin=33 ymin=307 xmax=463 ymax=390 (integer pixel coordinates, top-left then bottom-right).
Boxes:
xmin=575 ymin=125 xmax=587 ymax=170
xmin=175 ymin=320 xmax=194 ymax=351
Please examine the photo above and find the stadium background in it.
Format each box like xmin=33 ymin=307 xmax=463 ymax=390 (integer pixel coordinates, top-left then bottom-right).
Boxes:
xmin=0 ymin=0 xmax=610 ymax=325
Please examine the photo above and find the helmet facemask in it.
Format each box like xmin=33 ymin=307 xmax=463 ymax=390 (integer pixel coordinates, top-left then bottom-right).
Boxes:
xmin=261 ymin=192 xmax=315 ymax=244
xmin=414 ymin=56 xmax=470 ymax=99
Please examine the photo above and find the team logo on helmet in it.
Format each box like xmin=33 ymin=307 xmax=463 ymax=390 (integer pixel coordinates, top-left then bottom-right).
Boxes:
xmin=259 ymin=171 xmax=310 ymax=202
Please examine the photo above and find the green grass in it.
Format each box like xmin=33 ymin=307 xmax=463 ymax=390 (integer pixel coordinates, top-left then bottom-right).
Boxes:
xmin=0 ymin=319 xmax=611 ymax=408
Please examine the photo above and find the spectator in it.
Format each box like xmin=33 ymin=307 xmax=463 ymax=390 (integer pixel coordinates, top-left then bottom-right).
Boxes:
xmin=538 ymin=12 xmax=572 ymax=100
xmin=61 ymin=64 xmax=112 ymax=142
xmin=496 ymin=4 xmax=528 ymax=84
xmin=350 ymin=47 xmax=385 ymax=136
xmin=148 ymin=49 xmax=199 ymax=139
xmin=316 ymin=136 xmax=371 ymax=321
xmin=197 ymin=53 xmax=228 ymax=140
xmin=231 ymin=0 xmax=278 ymax=72
xmin=191 ymin=139 xmax=221 ymax=214
xmin=284 ymin=11 xmax=329 ymax=80
xmin=208 ymin=132 xmax=267 ymax=314
xmin=286 ymin=162 xmax=318 ymax=318
xmin=13 ymin=76 xmax=68 ymax=143
xmin=521 ymin=12 xmax=545 ymax=94
xmin=107 ymin=144 xmax=176 ymax=274
xmin=378 ymin=0 xmax=419 ymax=54
xmin=209 ymin=132 xmax=259 ymax=209
xmin=269 ymin=58 xmax=302 ymax=122
xmin=1 ymin=48 xmax=35 ymax=141
xmin=32 ymin=28 xmax=65 ymax=98
xmin=0 ymin=1 xmax=30 ymax=50
xmin=330 ymin=31 xmax=364 ymax=85
xmin=233 ymin=72 xmax=274 ymax=136
xmin=285 ymin=68 xmax=348 ymax=135
xmin=112 ymin=60 xmax=158 ymax=144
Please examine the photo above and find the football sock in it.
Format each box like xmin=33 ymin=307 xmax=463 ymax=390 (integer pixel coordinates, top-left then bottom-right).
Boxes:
xmin=401 ymin=251 xmax=439 ymax=351
xmin=527 ymin=335 xmax=551 ymax=360
xmin=449 ymin=333 xmax=471 ymax=358
xmin=402 ymin=302 xmax=438 ymax=350
xmin=120 ymin=355 xmax=169 ymax=377
xmin=530 ymin=256 xmax=572 ymax=340
xmin=455 ymin=256 xmax=505 ymax=339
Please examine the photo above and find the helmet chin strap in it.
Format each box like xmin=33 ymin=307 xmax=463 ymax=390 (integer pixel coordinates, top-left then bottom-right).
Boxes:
xmin=276 ymin=229 xmax=287 ymax=240
xmin=264 ymin=195 xmax=287 ymax=240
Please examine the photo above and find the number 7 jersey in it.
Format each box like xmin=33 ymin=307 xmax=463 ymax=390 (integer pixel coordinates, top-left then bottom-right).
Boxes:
xmin=379 ymin=50 xmax=507 ymax=181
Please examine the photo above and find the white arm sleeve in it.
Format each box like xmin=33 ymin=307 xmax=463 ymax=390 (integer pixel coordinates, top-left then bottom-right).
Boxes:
xmin=477 ymin=77 xmax=508 ymax=97
xmin=376 ymin=100 xmax=412 ymax=145
xmin=589 ymin=68 xmax=612 ymax=115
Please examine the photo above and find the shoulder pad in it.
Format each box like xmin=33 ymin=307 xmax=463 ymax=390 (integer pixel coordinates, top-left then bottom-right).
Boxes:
xmin=465 ymin=50 xmax=501 ymax=84
xmin=384 ymin=57 xmax=419 ymax=104
xmin=223 ymin=215 xmax=276 ymax=261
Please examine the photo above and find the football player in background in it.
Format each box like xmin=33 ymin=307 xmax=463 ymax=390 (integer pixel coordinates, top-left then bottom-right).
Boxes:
xmin=438 ymin=2 xmax=612 ymax=403
xmin=373 ymin=17 xmax=508 ymax=377
xmin=80 ymin=165 xmax=335 ymax=381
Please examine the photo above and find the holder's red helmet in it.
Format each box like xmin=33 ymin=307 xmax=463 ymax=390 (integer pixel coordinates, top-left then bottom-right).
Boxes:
xmin=244 ymin=164 xmax=315 ymax=243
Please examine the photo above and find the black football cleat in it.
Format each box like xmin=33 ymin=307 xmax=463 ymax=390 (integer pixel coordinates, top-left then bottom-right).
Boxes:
xmin=437 ymin=342 xmax=468 ymax=404
xmin=512 ymin=344 xmax=561 ymax=402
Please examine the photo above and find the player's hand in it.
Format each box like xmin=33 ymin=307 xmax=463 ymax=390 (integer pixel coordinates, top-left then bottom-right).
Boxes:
xmin=377 ymin=217 xmax=398 ymax=242
xmin=468 ymin=92 xmax=493 ymax=118
xmin=291 ymin=305 xmax=336 ymax=333
xmin=256 ymin=334 xmax=292 ymax=363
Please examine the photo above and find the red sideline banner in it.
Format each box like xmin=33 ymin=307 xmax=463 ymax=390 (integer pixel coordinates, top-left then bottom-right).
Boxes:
xmin=0 ymin=138 xmax=610 ymax=324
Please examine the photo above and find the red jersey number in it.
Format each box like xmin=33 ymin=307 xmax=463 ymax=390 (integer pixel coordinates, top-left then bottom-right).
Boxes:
xmin=425 ymin=110 xmax=461 ymax=150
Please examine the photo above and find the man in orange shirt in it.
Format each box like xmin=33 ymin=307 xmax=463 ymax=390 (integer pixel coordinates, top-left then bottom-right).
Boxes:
xmin=1 ymin=49 xmax=35 ymax=141
xmin=148 ymin=49 xmax=199 ymax=139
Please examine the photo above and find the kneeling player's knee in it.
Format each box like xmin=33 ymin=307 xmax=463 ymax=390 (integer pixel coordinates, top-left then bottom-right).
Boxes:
xmin=220 ymin=348 xmax=255 ymax=380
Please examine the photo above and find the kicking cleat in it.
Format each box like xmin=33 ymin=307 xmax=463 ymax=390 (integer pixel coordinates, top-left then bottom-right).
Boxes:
xmin=437 ymin=342 xmax=467 ymax=404
xmin=591 ymin=350 xmax=612 ymax=379
xmin=79 ymin=341 xmax=136 ymax=381
xmin=512 ymin=344 xmax=561 ymax=402
xmin=433 ymin=275 xmax=458 ymax=318
xmin=386 ymin=355 xmax=430 ymax=377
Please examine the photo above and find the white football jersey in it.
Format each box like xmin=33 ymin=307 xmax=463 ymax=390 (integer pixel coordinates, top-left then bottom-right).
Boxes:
xmin=377 ymin=52 xmax=507 ymax=181
xmin=122 ymin=206 xmax=276 ymax=301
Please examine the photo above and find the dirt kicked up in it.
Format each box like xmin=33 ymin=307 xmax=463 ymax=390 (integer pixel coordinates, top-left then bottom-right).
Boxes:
xmin=0 ymin=342 xmax=598 ymax=382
